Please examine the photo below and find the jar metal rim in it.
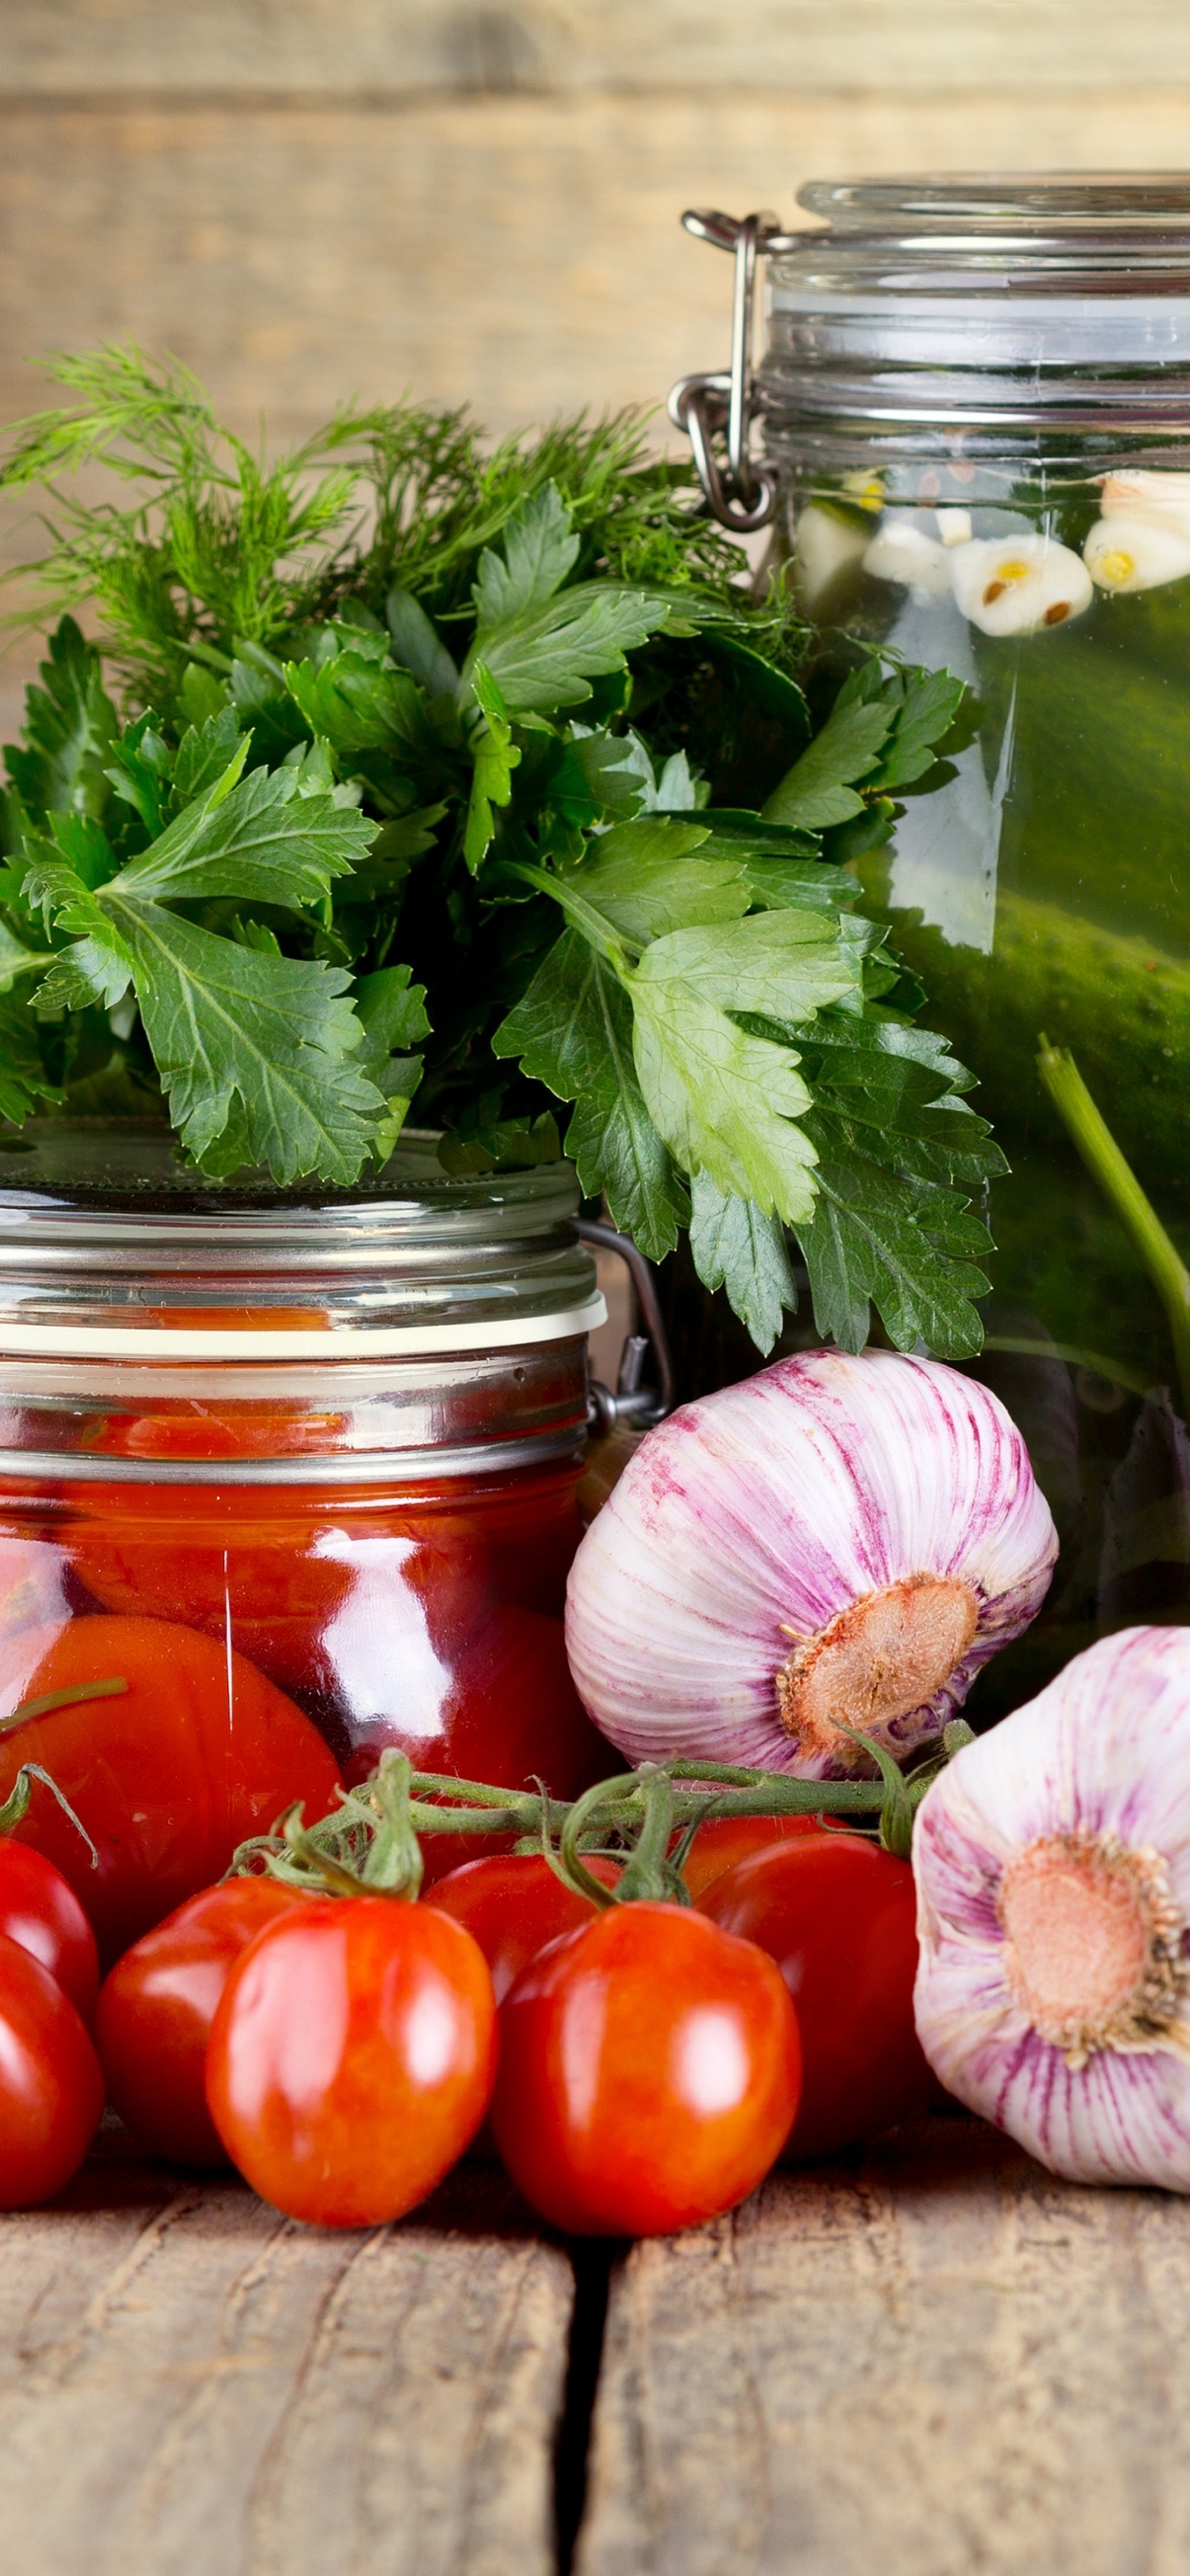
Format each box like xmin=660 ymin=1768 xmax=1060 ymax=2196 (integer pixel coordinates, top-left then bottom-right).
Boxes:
xmin=0 ymin=1427 xmax=585 ymax=1484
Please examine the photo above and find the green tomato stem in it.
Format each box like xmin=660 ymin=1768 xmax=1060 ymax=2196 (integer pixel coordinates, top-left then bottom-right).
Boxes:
xmin=0 ymin=1674 xmax=128 ymax=1737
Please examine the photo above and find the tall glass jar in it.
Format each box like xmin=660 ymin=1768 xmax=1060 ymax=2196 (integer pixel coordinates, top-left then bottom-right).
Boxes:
xmin=0 ymin=1122 xmax=608 ymax=1954
xmin=675 ymin=178 xmax=1190 ymax=1712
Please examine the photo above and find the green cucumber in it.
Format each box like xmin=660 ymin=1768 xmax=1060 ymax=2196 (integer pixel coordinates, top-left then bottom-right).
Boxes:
xmin=874 ymin=887 xmax=1190 ymax=1210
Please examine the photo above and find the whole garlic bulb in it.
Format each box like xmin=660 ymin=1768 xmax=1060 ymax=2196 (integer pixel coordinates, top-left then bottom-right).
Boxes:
xmin=913 ymin=1628 xmax=1190 ymax=2190
xmin=564 ymin=1350 xmax=1057 ymax=1779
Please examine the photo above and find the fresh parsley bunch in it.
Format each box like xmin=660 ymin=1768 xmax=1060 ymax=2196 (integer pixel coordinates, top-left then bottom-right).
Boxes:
xmin=0 ymin=349 xmax=1004 ymax=1359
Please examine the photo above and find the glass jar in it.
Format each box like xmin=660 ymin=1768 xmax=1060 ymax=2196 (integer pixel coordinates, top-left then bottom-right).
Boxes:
xmin=0 ymin=1121 xmax=609 ymax=1954
xmin=674 ymin=179 xmax=1190 ymax=1711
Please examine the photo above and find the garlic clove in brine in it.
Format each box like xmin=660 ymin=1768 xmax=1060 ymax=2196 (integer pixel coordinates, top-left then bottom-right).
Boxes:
xmin=861 ymin=516 xmax=952 ymax=598
xmin=792 ymin=503 xmax=870 ymax=611
xmin=564 ymin=1349 xmax=1058 ymax=1782
xmin=1100 ymin=469 xmax=1190 ymax=545
xmin=949 ymin=533 xmax=1092 ymax=636
xmin=913 ymin=1627 xmax=1190 ymax=2191
xmin=1084 ymin=512 xmax=1190 ymax=594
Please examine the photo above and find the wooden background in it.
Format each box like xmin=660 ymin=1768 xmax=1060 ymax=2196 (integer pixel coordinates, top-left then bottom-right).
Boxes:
xmin=0 ymin=0 xmax=1187 ymax=718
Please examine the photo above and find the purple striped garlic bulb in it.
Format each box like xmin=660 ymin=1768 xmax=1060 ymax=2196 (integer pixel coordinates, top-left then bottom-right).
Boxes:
xmin=565 ymin=1349 xmax=1057 ymax=1779
xmin=913 ymin=1627 xmax=1190 ymax=2189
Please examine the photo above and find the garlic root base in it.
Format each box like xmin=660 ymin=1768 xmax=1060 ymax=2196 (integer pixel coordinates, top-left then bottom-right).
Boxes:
xmin=776 ymin=1575 xmax=980 ymax=1767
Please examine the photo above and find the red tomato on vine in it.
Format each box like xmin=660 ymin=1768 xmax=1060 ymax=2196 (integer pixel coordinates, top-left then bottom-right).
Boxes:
xmin=0 ymin=1841 xmax=100 ymax=2026
xmin=0 ymin=1616 xmax=341 ymax=1962
xmin=678 ymin=1812 xmax=827 ymax=1900
xmin=0 ymin=1933 xmax=104 ymax=2206
xmin=206 ymin=1895 xmax=497 ymax=2225
xmin=426 ymin=1851 xmax=621 ymax=2000
xmin=698 ymin=1834 xmax=936 ymax=2156
xmin=491 ymin=1901 xmax=801 ymax=2236
xmin=98 ymin=1878 xmax=309 ymax=2165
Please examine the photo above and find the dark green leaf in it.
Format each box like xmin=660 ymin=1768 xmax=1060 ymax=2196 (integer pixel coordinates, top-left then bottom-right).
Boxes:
xmin=3 ymin=617 xmax=117 ymax=824
xmin=461 ymin=585 xmax=683 ymax=719
xmin=568 ymin=817 xmax=747 ymax=946
xmin=472 ymin=483 xmax=580 ymax=631
xmin=689 ymin=1170 xmax=797 ymax=1354
xmin=172 ymin=703 xmax=248 ymax=807
xmin=385 ymin=588 xmax=460 ymax=697
xmin=120 ymin=904 xmax=384 ymax=1182
xmin=762 ymin=692 xmax=894 ymax=830
xmin=493 ymin=930 xmax=685 ymax=1259
xmin=114 ymin=760 xmax=375 ymax=909
xmin=285 ymin=646 xmax=427 ymax=759
xmin=0 ymin=993 xmax=57 ymax=1124
xmin=794 ymin=1146 xmax=992 ymax=1359
xmin=464 ymin=663 xmax=521 ymax=873
xmin=869 ymin=669 xmax=968 ymax=794
xmin=105 ymin=713 xmax=172 ymax=838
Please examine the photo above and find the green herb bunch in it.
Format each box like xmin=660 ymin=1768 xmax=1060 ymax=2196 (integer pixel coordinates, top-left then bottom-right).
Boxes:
xmin=0 ymin=348 xmax=1004 ymax=1357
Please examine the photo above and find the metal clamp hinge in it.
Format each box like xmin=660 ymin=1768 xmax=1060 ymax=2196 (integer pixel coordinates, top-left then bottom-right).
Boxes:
xmin=577 ymin=1219 xmax=675 ymax=1436
xmin=669 ymin=208 xmax=790 ymax=534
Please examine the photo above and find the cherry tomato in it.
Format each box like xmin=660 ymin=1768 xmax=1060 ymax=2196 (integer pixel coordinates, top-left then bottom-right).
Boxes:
xmin=426 ymin=1852 xmax=621 ymax=2001
xmin=98 ymin=1878 xmax=309 ymax=2166
xmin=0 ymin=1616 xmax=341 ymax=1964
xmin=678 ymin=1813 xmax=827 ymax=1901
xmin=206 ymin=1896 xmax=498 ymax=2225
xmin=0 ymin=1931 xmax=104 ymax=2206
xmin=490 ymin=1901 xmax=801 ymax=2237
xmin=698 ymin=1835 xmax=936 ymax=2157
xmin=0 ymin=1841 xmax=100 ymax=2025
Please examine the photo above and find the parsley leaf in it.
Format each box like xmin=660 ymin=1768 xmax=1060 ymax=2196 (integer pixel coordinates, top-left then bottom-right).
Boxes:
xmin=493 ymin=930 xmax=687 ymax=1259
xmin=24 ymin=758 xmax=387 ymax=1179
xmin=472 ymin=482 xmax=580 ymax=630
xmin=796 ymin=1154 xmax=993 ymax=1360
xmin=285 ymin=637 xmax=427 ymax=760
xmin=464 ymin=664 xmax=521 ymax=873
xmin=385 ymin=588 xmax=460 ymax=698
xmin=762 ymin=689 xmax=894 ymax=830
xmin=568 ymin=817 xmax=746 ymax=944
xmin=3 ymin=616 xmax=117 ymax=824
xmin=353 ymin=962 xmax=431 ymax=1158
xmin=0 ymin=993 xmax=59 ymax=1123
xmin=108 ymin=756 xmax=373 ymax=908
xmin=630 ymin=976 xmax=818 ymax=1224
xmin=460 ymin=586 xmax=687 ymax=718
xmin=689 ymin=1171 xmax=797 ymax=1355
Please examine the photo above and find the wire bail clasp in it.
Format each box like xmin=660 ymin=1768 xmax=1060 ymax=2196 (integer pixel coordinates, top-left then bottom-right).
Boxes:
xmin=668 ymin=209 xmax=783 ymax=533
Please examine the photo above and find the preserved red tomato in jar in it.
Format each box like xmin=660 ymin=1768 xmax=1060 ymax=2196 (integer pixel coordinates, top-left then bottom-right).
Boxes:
xmin=0 ymin=1125 xmax=615 ymax=1919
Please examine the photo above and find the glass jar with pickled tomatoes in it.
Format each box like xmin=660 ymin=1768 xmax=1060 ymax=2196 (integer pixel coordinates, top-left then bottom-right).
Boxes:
xmin=0 ymin=1122 xmax=611 ymax=1955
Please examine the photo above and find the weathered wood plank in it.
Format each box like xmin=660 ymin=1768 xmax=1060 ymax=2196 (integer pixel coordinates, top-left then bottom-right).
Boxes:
xmin=3 ymin=90 xmax=1190 ymax=467
xmin=577 ymin=2113 xmax=1190 ymax=2576
xmin=6 ymin=0 xmax=1190 ymax=99
xmin=0 ymin=2131 xmax=573 ymax=2576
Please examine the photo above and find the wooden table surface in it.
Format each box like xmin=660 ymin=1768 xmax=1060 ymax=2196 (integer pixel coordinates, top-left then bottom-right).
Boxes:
xmin=3 ymin=2112 xmax=1187 ymax=2576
